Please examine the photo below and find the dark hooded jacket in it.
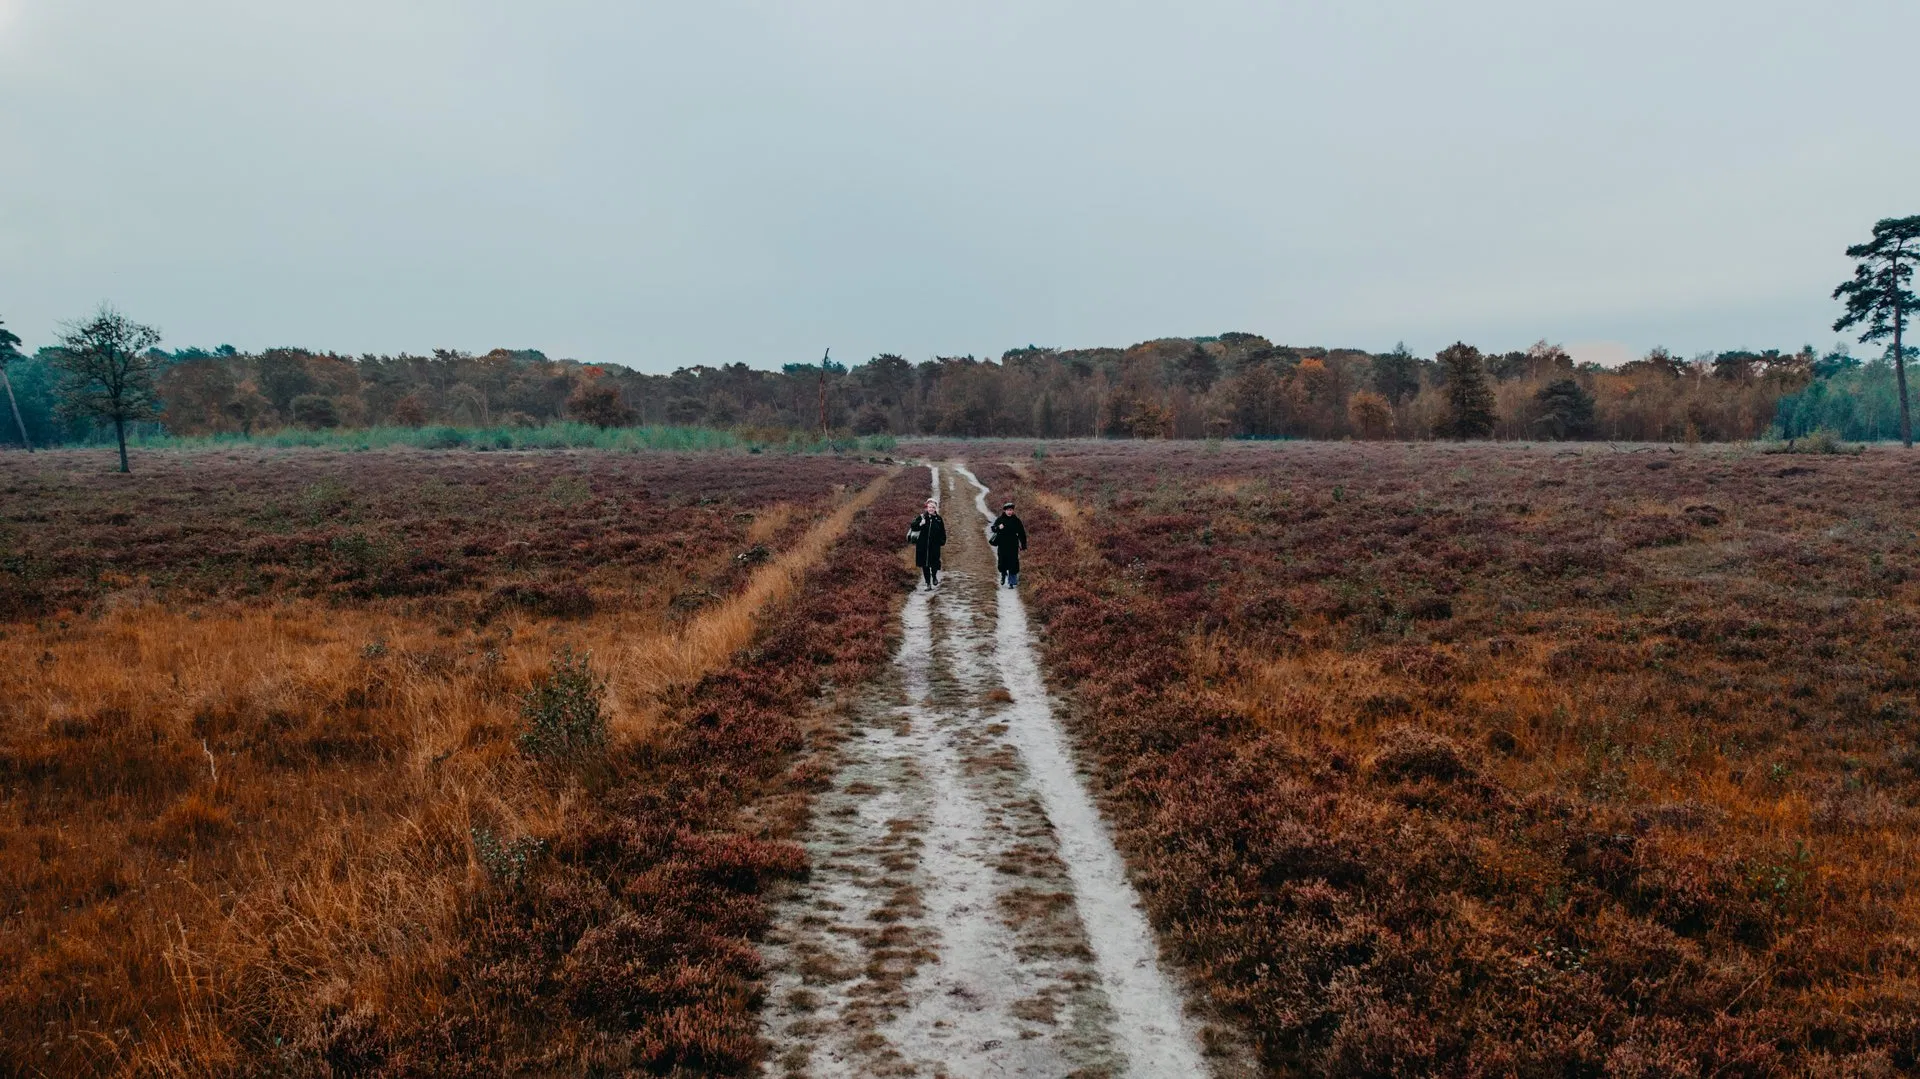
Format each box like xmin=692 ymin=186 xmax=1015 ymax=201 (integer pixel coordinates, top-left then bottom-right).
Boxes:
xmin=989 ymin=512 xmax=1027 ymax=572
xmin=909 ymin=512 xmax=946 ymax=569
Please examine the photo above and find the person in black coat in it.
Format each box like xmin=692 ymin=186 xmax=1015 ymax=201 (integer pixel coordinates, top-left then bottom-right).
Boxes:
xmin=908 ymin=498 xmax=947 ymax=589
xmin=989 ymin=500 xmax=1028 ymax=588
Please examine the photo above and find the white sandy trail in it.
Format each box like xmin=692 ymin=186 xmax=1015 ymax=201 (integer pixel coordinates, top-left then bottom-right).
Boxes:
xmin=759 ymin=464 xmax=1211 ymax=1079
xmin=954 ymin=463 xmax=1209 ymax=1077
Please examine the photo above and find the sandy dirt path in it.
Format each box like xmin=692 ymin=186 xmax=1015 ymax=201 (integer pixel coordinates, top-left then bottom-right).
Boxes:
xmin=759 ymin=464 xmax=1216 ymax=1078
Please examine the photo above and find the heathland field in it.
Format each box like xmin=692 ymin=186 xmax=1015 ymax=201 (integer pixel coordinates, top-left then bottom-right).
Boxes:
xmin=0 ymin=448 xmax=915 ymax=1074
xmin=967 ymin=440 xmax=1920 ymax=1074
xmin=5 ymin=440 xmax=1920 ymax=1077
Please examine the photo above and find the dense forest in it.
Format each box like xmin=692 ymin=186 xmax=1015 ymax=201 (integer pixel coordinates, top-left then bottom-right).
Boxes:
xmin=0 ymin=331 xmax=1901 ymax=446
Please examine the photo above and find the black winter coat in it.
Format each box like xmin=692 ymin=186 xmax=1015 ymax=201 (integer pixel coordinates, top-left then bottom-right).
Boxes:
xmin=909 ymin=513 xmax=947 ymax=569
xmin=989 ymin=513 xmax=1027 ymax=572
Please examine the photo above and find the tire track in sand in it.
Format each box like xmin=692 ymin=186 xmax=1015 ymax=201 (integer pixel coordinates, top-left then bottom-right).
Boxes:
xmin=760 ymin=464 xmax=1211 ymax=1078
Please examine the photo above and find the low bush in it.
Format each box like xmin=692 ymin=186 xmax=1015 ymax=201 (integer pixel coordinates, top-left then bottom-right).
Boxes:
xmin=470 ymin=826 xmax=545 ymax=889
xmin=517 ymin=648 xmax=607 ymax=760
xmin=1761 ymin=427 xmax=1863 ymax=455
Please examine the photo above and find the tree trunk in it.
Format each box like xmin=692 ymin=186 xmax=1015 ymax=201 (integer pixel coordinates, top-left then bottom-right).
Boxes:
xmin=114 ymin=415 xmax=129 ymax=473
xmin=0 ymin=367 xmax=30 ymax=452
xmin=1897 ymin=286 xmax=1911 ymax=448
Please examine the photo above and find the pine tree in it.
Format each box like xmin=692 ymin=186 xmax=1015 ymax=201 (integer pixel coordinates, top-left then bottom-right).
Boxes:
xmin=1534 ymin=378 xmax=1596 ymax=439
xmin=1175 ymin=344 xmax=1220 ymax=392
xmin=1372 ymin=343 xmax=1421 ymax=405
xmin=1834 ymin=215 xmax=1920 ymax=447
xmin=1436 ymin=342 xmax=1495 ymax=439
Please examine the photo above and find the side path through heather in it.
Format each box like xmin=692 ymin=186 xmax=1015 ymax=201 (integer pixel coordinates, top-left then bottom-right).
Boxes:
xmin=759 ymin=463 xmax=1223 ymax=1078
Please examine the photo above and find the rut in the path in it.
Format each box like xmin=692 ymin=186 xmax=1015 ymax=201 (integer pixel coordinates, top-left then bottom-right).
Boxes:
xmin=759 ymin=464 xmax=1215 ymax=1079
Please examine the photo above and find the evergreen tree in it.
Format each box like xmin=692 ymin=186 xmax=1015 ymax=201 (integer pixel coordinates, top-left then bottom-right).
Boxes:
xmin=1534 ymin=378 xmax=1596 ymax=439
xmin=1834 ymin=215 xmax=1920 ymax=447
xmin=1175 ymin=344 xmax=1220 ymax=392
xmin=1372 ymin=343 xmax=1421 ymax=405
xmin=290 ymin=393 xmax=341 ymax=429
xmin=1436 ymin=342 xmax=1495 ymax=439
xmin=51 ymin=307 xmax=162 ymax=473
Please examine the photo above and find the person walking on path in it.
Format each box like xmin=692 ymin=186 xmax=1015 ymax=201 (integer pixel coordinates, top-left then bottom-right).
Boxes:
xmin=989 ymin=500 xmax=1027 ymax=588
xmin=909 ymin=498 xmax=947 ymax=589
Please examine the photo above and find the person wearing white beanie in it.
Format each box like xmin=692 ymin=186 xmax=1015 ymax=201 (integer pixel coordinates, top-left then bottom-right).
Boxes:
xmin=907 ymin=497 xmax=947 ymax=589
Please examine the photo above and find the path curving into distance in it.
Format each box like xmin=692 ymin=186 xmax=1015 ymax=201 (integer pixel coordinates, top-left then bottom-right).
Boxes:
xmin=759 ymin=463 xmax=1215 ymax=1078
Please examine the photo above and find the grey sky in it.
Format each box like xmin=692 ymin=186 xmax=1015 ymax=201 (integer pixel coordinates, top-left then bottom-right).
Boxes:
xmin=2 ymin=1 xmax=1914 ymax=371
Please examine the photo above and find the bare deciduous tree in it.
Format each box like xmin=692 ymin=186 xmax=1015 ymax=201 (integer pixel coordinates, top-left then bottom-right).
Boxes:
xmin=52 ymin=306 xmax=163 ymax=473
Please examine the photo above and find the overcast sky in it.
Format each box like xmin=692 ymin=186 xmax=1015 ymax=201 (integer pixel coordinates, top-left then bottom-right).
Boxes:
xmin=2 ymin=1 xmax=1914 ymax=371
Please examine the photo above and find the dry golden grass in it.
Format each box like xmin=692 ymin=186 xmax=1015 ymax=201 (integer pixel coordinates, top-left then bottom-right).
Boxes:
xmin=0 ymin=465 xmax=892 ymax=1077
xmin=615 ymin=473 xmax=893 ymax=738
xmin=1024 ymin=489 xmax=1087 ymax=539
xmin=4 ymin=602 xmax=574 ymax=1073
xmin=1192 ymin=628 xmax=1920 ymax=1049
xmin=1209 ymin=630 xmax=1920 ymax=851
xmin=745 ymin=502 xmax=796 ymax=544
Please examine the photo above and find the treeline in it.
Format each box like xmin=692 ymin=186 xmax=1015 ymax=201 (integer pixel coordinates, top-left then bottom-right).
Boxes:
xmin=0 ymin=331 xmax=1894 ymax=446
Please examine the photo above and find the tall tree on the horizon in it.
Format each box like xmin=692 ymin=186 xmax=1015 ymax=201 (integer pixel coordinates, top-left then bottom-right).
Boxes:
xmin=1834 ymin=215 xmax=1920 ymax=447
xmin=1436 ymin=342 xmax=1495 ymax=439
xmin=1372 ymin=343 xmax=1421 ymax=405
xmin=0 ymin=317 xmax=30 ymax=451
xmin=51 ymin=306 xmax=163 ymax=473
xmin=1534 ymin=377 xmax=1596 ymax=440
